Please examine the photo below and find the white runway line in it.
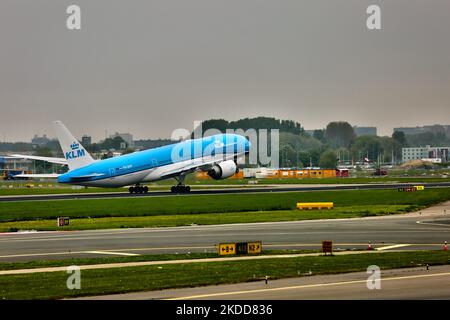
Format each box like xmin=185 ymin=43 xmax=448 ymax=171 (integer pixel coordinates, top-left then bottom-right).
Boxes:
xmin=168 ymin=271 xmax=450 ymax=300
xmin=375 ymin=244 xmax=411 ymax=251
xmin=86 ymin=251 xmax=140 ymax=256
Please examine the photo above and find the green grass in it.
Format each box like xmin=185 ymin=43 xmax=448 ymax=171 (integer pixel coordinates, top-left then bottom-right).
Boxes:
xmin=0 ymin=184 xmax=250 ymax=196
xmin=1 ymin=251 xmax=449 ymax=299
xmin=0 ymin=176 xmax=448 ymax=195
xmin=0 ymin=205 xmax=411 ymax=232
xmin=1 ymin=188 xmax=449 ymax=223
xmin=0 ymin=250 xmax=318 ymax=271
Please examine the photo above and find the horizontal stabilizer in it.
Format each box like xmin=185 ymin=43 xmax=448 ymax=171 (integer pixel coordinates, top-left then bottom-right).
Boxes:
xmin=10 ymin=154 xmax=68 ymax=165
xmin=13 ymin=173 xmax=60 ymax=179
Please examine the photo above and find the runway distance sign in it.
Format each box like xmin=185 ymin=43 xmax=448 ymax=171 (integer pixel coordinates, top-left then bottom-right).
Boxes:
xmin=236 ymin=242 xmax=248 ymax=255
xmin=218 ymin=242 xmax=262 ymax=255
xmin=398 ymin=186 xmax=424 ymax=192
xmin=247 ymin=241 xmax=262 ymax=254
xmin=218 ymin=243 xmax=236 ymax=255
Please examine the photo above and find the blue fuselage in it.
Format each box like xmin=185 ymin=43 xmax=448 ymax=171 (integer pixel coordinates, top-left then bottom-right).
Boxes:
xmin=58 ymin=133 xmax=250 ymax=187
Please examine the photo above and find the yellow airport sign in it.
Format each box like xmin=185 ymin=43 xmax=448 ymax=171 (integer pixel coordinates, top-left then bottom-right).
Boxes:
xmin=414 ymin=185 xmax=425 ymax=191
xmin=297 ymin=202 xmax=334 ymax=210
xmin=218 ymin=243 xmax=236 ymax=255
xmin=248 ymin=241 xmax=262 ymax=254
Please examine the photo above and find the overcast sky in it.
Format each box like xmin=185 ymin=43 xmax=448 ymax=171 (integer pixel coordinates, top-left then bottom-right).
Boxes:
xmin=1 ymin=0 xmax=449 ymax=142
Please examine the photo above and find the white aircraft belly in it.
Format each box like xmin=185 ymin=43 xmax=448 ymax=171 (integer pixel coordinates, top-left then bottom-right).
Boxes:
xmin=77 ymin=169 xmax=152 ymax=188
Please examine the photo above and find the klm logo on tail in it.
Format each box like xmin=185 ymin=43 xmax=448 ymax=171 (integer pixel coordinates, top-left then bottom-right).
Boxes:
xmin=66 ymin=142 xmax=86 ymax=160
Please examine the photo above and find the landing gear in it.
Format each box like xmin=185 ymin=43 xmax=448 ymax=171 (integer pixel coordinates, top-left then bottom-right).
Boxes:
xmin=171 ymin=175 xmax=191 ymax=193
xmin=171 ymin=185 xmax=191 ymax=193
xmin=129 ymin=185 xmax=148 ymax=194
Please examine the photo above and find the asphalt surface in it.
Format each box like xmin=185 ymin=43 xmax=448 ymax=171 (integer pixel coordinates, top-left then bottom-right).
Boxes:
xmin=0 ymin=201 xmax=449 ymax=262
xmin=1 ymin=182 xmax=449 ymax=202
xmin=79 ymin=265 xmax=450 ymax=300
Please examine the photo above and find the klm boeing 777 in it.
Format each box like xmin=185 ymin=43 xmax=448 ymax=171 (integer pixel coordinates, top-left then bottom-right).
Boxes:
xmin=11 ymin=121 xmax=251 ymax=193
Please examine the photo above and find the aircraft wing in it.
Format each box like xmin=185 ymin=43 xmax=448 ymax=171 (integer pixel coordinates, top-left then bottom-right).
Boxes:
xmin=9 ymin=154 xmax=68 ymax=165
xmin=159 ymin=152 xmax=244 ymax=180
xmin=13 ymin=173 xmax=60 ymax=179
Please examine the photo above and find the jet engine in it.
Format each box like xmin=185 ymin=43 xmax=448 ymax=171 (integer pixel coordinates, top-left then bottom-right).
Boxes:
xmin=207 ymin=160 xmax=238 ymax=180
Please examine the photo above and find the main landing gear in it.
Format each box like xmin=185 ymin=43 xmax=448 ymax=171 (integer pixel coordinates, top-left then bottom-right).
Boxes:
xmin=129 ymin=185 xmax=148 ymax=194
xmin=171 ymin=175 xmax=191 ymax=193
xmin=171 ymin=185 xmax=191 ymax=193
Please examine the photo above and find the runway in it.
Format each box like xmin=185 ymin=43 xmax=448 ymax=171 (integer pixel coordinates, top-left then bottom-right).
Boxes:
xmin=0 ymin=201 xmax=449 ymax=262
xmin=0 ymin=182 xmax=449 ymax=202
xmin=80 ymin=265 xmax=450 ymax=300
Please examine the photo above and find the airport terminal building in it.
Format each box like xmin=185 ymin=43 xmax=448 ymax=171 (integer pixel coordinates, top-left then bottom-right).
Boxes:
xmin=402 ymin=146 xmax=450 ymax=163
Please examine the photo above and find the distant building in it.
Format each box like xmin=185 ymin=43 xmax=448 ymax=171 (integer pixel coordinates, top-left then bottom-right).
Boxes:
xmin=394 ymin=127 xmax=424 ymax=135
xmin=353 ymin=126 xmax=377 ymax=137
xmin=422 ymin=125 xmax=449 ymax=135
xmin=81 ymin=135 xmax=92 ymax=146
xmin=394 ymin=125 xmax=450 ymax=136
xmin=31 ymin=134 xmax=50 ymax=147
xmin=109 ymin=132 xmax=134 ymax=148
xmin=402 ymin=146 xmax=450 ymax=163
xmin=0 ymin=156 xmax=33 ymax=171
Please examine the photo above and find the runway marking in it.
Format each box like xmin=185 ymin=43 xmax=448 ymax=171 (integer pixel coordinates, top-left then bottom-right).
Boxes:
xmin=0 ymin=251 xmax=92 ymax=259
xmin=97 ymin=246 xmax=214 ymax=252
xmin=0 ymin=246 xmax=213 ymax=259
xmin=168 ymin=271 xmax=450 ymax=300
xmin=0 ymin=228 xmax=448 ymax=245
xmin=0 ymin=243 xmax=444 ymax=260
xmin=375 ymin=244 xmax=411 ymax=251
xmin=86 ymin=251 xmax=140 ymax=257
xmin=416 ymin=221 xmax=450 ymax=228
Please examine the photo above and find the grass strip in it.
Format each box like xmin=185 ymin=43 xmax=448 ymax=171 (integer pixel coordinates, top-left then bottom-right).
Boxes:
xmin=0 ymin=250 xmax=319 ymax=271
xmin=0 ymin=250 xmax=449 ymax=299
xmin=0 ymin=176 xmax=449 ymax=195
xmin=1 ymin=188 xmax=449 ymax=222
xmin=1 ymin=205 xmax=411 ymax=232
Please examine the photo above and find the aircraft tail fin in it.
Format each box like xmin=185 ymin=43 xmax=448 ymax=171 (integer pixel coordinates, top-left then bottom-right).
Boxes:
xmin=53 ymin=121 xmax=95 ymax=170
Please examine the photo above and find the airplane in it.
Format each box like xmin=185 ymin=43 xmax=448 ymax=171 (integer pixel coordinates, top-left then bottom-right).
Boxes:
xmin=10 ymin=121 xmax=251 ymax=193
